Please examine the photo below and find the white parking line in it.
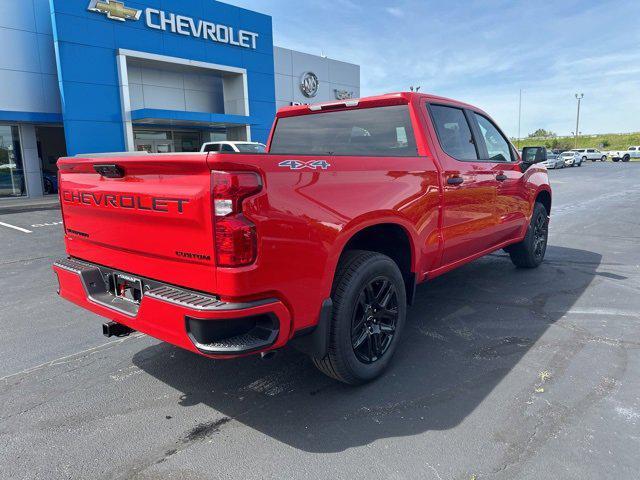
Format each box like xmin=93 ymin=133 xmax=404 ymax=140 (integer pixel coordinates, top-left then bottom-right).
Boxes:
xmin=0 ymin=221 xmax=32 ymax=234
xmin=30 ymin=221 xmax=63 ymax=228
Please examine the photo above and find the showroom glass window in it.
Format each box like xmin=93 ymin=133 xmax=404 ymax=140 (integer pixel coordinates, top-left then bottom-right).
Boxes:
xmin=270 ymin=105 xmax=417 ymax=156
xmin=0 ymin=126 xmax=25 ymax=198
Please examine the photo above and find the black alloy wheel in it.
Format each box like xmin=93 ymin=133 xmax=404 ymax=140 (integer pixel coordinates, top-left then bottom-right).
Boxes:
xmin=351 ymin=277 xmax=399 ymax=364
xmin=532 ymin=210 xmax=549 ymax=262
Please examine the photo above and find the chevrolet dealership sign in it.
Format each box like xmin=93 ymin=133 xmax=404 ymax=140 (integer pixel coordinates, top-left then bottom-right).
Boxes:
xmin=88 ymin=0 xmax=259 ymax=49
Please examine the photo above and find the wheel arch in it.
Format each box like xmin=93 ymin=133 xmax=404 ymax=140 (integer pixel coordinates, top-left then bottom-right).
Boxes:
xmin=334 ymin=219 xmax=419 ymax=305
xmin=535 ymin=188 xmax=552 ymax=215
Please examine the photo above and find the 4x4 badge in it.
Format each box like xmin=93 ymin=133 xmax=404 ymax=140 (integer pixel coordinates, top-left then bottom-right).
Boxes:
xmin=278 ymin=160 xmax=331 ymax=170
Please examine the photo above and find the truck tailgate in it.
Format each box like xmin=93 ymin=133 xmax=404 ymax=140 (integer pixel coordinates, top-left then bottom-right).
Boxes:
xmin=58 ymin=153 xmax=217 ymax=293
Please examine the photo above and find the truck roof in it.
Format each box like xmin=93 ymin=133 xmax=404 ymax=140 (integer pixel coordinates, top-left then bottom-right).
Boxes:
xmin=277 ymin=91 xmax=480 ymax=118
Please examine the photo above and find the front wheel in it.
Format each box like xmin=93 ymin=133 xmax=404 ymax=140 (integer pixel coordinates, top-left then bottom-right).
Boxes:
xmin=504 ymin=202 xmax=549 ymax=268
xmin=601 ymin=156 xmax=607 ymax=162
xmin=623 ymin=155 xmax=630 ymax=162
xmin=313 ymin=251 xmax=407 ymax=385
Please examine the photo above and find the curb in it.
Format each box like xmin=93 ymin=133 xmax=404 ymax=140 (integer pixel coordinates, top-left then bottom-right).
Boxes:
xmin=0 ymin=202 xmax=61 ymax=215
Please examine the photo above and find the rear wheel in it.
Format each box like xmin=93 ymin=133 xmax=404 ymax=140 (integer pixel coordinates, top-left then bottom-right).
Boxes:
xmin=601 ymin=156 xmax=607 ymax=162
xmin=313 ymin=250 xmax=407 ymax=385
xmin=505 ymin=202 xmax=549 ymax=269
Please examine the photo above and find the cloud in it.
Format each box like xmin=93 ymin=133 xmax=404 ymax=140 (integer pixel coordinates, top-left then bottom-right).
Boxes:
xmin=385 ymin=7 xmax=404 ymax=17
xmin=224 ymin=0 xmax=640 ymax=135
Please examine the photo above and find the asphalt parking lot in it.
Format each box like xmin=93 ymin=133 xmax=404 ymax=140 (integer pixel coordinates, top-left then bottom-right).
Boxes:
xmin=1 ymin=162 xmax=639 ymax=480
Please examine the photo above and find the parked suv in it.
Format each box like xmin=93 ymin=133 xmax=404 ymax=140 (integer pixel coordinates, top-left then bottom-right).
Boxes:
xmin=561 ymin=150 xmax=582 ymax=167
xmin=200 ymin=141 xmax=266 ymax=153
xmin=573 ymin=148 xmax=607 ymax=162
xmin=54 ymin=92 xmax=552 ymax=385
xmin=609 ymin=146 xmax=640 ymax=162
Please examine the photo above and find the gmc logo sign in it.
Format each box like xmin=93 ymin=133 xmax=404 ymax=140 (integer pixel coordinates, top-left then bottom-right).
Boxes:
xmin=62 ymin=191 xmax=190 ymax=213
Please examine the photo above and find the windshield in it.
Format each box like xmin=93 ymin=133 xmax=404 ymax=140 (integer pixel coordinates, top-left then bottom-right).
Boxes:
xmin=270 ymin=105 xmax=418 ymax=156
xmin=235 ymin=143 xmax=266 ymax=153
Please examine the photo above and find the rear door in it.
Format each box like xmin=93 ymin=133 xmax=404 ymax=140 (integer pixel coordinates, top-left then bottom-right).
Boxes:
xmin=425 ymin=103 xmax=499 ymax=266
xmin=469 ymin=112 xmax=529 ymax=244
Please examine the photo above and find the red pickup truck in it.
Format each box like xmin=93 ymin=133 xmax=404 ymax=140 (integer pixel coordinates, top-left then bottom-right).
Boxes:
xmin=54 ymin=92 xmax=551 ymax=384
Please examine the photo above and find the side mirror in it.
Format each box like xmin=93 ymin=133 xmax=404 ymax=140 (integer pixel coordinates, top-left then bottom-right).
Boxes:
xmin=521 ymin=146 xmax=547 ymax=171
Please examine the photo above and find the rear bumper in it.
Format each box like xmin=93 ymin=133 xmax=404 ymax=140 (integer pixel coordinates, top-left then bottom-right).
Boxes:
xmin=53 ymin=257 xmax=292 ymax=358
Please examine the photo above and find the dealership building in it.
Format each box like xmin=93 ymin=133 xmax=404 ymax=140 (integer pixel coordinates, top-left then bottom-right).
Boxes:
xmin=0 ymin=0 xmax=360 ymax=199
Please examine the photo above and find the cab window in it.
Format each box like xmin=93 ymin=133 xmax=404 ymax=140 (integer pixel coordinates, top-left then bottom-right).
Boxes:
xmin=428 ymin=105 xmax=478 ymax=160
xmin=473 ymin=113 xmax=514 ymax=162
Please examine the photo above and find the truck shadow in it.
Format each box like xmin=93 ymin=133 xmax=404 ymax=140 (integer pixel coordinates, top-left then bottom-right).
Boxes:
xmin=133 ymin=245 xmax=601 ymax=453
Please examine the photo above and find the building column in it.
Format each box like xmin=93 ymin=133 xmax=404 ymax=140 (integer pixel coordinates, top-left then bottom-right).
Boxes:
xmin=117 ymin=54 xmax=135 ymax=152
xmin=20 ymin=125 xmax=44 ymax=198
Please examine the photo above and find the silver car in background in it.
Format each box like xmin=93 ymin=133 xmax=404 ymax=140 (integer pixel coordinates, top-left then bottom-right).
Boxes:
xmin=544 ymin=150 xmax=565 ymax=169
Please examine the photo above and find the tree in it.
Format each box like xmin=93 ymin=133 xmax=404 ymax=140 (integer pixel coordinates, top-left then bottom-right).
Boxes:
xmin=528 ymin=128 xmax=557 ymax=138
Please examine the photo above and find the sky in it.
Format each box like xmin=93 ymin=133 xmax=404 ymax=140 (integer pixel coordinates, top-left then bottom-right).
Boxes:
xmin=225 ymin=0 xmax=640 ymax=138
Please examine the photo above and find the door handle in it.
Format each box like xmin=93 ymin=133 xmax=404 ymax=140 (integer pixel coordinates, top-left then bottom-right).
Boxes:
xmin=447 ymin=176 xmax=464 ymax=186
xmin=496 ymin=174 xmax=508 ymax=182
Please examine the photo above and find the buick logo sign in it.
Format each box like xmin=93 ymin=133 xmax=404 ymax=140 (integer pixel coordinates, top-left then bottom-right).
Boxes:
xmin=300 ymin=72 xmax=319 ymax=98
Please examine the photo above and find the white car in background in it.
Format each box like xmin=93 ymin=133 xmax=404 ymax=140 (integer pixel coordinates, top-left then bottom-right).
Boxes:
xmin=608 ymin=146 xmax=640 ymax=162
xmin=201 ymin=141 xmax=267 ymax=153
xmin=573 ymin=148 xmax=607 ymax=162
xmin=561 ymin=150 xmax=583 ymax=167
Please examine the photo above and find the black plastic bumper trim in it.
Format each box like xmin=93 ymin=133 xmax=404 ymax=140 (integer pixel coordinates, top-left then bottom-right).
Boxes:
xmin=185 ymin=313 xmax=280 ymax=356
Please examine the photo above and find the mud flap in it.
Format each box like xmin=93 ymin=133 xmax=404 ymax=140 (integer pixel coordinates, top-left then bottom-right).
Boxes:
xmin=289 ymin=298 xmax=333 ymax=359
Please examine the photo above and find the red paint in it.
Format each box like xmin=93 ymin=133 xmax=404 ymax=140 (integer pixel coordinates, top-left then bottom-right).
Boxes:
xmin=54 ymin=92 xmax=551 ymax=358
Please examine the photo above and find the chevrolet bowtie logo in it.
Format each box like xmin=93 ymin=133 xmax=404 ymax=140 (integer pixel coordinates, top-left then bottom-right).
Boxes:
xmin=87 ymin=0 xmax=142 ymax=22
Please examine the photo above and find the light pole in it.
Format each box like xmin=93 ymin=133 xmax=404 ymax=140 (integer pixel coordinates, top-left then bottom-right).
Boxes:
xmin=575 ymin=93 xmax=584 ymax=148
xmin=517 ymin=89 xmax=523 ymax=149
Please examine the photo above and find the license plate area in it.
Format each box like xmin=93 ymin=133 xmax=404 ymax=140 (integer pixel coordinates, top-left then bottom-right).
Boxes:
xmin=110 ymin=273 xmax=143 ymax=304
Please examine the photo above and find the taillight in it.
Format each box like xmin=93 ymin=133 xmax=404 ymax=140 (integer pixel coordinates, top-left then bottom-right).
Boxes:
xmin=212 ymin=171 xmax=262 ymax=267
xmin=57 ymin=170 xmax=67 ymax=234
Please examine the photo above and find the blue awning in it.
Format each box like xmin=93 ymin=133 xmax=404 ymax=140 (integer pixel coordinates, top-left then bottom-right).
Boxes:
xmin=0 ymin=111 xmax=63 ymax=123
xmin=130 ymin=109 xmax=253 ymax=127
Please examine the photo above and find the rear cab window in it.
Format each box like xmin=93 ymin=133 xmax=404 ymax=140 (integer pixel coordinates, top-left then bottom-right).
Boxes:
xmin=269 ymin=105 xmax=418 ymax=156
xmin=428 ymin=105 xmax=478 ymax=160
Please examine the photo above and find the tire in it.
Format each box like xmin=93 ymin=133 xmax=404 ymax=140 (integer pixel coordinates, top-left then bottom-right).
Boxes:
xmin=505 ymin=202 xmax=549 ymax=269
xmin=612 ymin=158 xmax=620 ymax=162
xmin=313 ymin=250 xmax=407 ymax=385
xmin=582 ymin=156 xmax=588 ymax=163
xmin=623 ymin=155 xmax=630 ymax=162
xmin=601 ymin=156 xmax=607 ymax=162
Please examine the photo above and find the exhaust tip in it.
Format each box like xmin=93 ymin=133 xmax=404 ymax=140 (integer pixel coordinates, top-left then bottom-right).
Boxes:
xmin=103 ymin=321 xmax=135 ymax=338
